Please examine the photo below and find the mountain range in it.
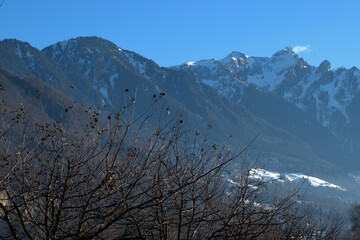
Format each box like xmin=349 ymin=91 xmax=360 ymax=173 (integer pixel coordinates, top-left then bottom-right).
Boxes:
xmin=0 ymin=36 xmax=359 ymax=205
xmin=175 ymin=48 xmax=360 ymax=163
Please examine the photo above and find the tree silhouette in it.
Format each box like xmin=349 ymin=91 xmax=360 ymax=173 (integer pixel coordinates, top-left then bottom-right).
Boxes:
xmin=0 ymin=93 xmax=346 ymax=239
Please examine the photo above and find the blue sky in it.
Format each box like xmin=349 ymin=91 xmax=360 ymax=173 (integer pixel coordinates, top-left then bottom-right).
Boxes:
xmin=0 ymin=0 xmax=359 ymax=68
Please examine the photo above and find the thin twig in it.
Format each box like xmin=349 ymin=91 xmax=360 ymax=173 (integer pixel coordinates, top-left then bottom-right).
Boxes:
xmin=0 ymin=0 xmax=6 ymax=8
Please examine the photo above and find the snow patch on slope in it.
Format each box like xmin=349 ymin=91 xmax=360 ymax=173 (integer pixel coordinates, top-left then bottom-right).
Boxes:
xmin=246 ymin=50 xmax=297 ymax=91
xmin=123 ymin=51 xmax=149 ymax=79
xmin=99 ymin=86 xmax=112 ymax=106
xmin=249 ymin=168 xmax=346 ymax=191
xmin=109 ymin=73 xmax=119 ymax=89
xmin=16 ymin=45 xmax=22 ymax=58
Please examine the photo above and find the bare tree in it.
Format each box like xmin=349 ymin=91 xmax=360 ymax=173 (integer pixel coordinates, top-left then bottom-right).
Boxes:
xmin=344 ymin=203 xmax=360 ymax=239
xmin=0 ymin=93 xmax=246 ymax=239
xmin=0 ymin=93 xmax=346 ymax=239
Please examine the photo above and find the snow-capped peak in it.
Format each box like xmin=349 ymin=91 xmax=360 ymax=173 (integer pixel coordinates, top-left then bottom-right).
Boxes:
xmin=219 ymin=51 xmax=249 ymax=66
xmin=272 ymin=47 xmax=295 ymax=57
xmin=225 ymin=51 xmax=247 ymax=60
xmin=175 ymin=47 xmax=360 ymax=151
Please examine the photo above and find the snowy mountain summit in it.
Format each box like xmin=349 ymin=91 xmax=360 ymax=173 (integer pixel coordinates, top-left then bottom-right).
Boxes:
xmin=175 ymin=48 xmax=360 ymax=154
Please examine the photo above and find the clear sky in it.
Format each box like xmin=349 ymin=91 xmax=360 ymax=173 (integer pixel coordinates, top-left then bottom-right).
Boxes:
xmin=0 ymin=0 xmax=359 ymax=68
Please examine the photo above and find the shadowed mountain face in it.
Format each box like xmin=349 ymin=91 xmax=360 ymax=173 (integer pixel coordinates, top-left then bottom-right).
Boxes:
xmin=0 ymin=37 xmax=360 ymax=203
xmin=0 ymin=66 xmax=90 ymax=152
